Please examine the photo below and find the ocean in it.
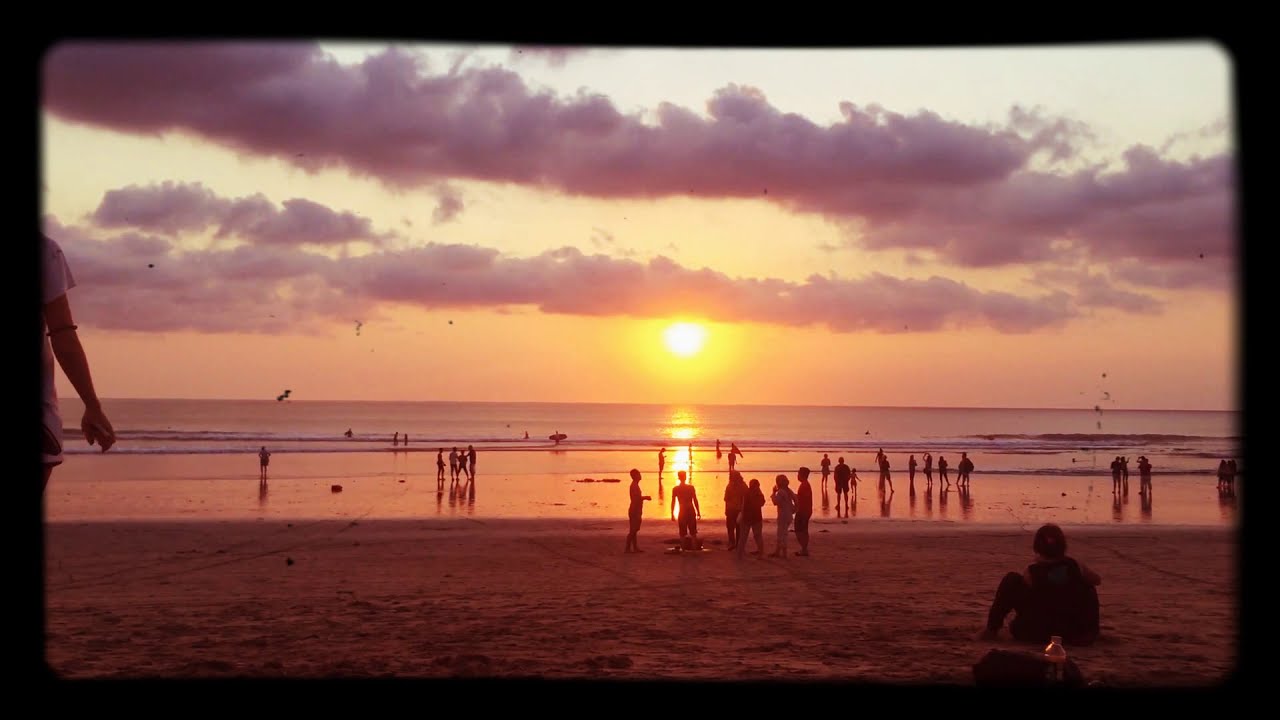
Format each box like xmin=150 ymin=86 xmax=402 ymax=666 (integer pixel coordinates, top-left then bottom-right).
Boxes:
xmin=46 ymin=399 xmax=1241 ymax=526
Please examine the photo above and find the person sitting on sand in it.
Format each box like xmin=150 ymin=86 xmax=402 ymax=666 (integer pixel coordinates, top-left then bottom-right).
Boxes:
xmin=978 ymin=523 xmax=1102 ymax=646
xmin=624 ymin=469 xmax=652 ymax=553
xmin=793 ymin=467 xmax=813 ymax=557
xmin=769 ymin=475 xmax=797 ymax=559
xmin=671 ymin=471 xmax=701 ymax=550
xmin=724 ymin=471 xmax=746 ymax=550
xmin=737 ymin=478 xmax=767 ymax=558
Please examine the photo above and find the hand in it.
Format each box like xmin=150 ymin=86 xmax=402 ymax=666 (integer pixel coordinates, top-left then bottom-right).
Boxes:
xmin=643 ymin=496 xmax=651 ymax=501
xmin=82 ymin=404 xmax=116 ymax=452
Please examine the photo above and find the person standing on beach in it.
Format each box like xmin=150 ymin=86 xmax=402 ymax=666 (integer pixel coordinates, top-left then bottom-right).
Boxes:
xmin=258 ymin=446 xmax=271 ymax=481
xmin=738 ymin=478 xmax=767 ymax=558
xmin=1111 ymin=457 xmax=1123 ymax=494
xmin=1137 ymin=456 xmax=1153 ymax=494
xmin=723 ymin=471 xmax=746 ymax=550
xmin=658 ymin=447 xmax=666 ymax=480
xmin=769 ymin=475 xmax=797 ymax=558
xmin=833 ymin=457 xmax=852 ymax=517
xmin=467 ymin=445 xmax=477 ymax=481
xmin=394 ymin=432 xmax=399 ymax=446
xmin=908 ymin=454 xmax=917 ymax=491
xmin=436 ymin=449 xmax=446 ymax=489
xmin=938 ymin=455 xmax=949 ymax=487
xmin=449 ymin=447 xmax=460 ymax=484
xmin=624 ymin=469 xmax=652 ymax=553
xmin=794 ymin=467 xmax=813 ymax=557
xmin=820 ymin=453 xmax=831 ymax=491
xmin=880 ymin=454 xmax=894 ymax=493
xmin=923 ymin=452 xmax=933 ymax=488
xmin=1121 ymin=456 xmax=1130 ymax=491
xmin=41 ymin=233 xmax=115 ymax=492
xmin=716 ymin=439 xmax=722 ymax=462
xmin=728 ymin=443 xmax=743 ymax=473
xmin=958 ymin=452 xmax=973 ymax=489
xmin=671 ymin=471 xmax=701 ymax=550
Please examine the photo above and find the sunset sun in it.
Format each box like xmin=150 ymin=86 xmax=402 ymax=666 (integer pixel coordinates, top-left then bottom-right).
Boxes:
xmin=664 ymin=322 xmax=707 ymax=357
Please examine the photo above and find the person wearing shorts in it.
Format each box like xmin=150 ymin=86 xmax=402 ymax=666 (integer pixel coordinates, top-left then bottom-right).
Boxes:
xmin=833 ymin=457 xmax=852 ymax=516
xmin=793 ymin=466 xmax=813 ymax=556
xmin=670 ymin=471 xmax=701 ymax=549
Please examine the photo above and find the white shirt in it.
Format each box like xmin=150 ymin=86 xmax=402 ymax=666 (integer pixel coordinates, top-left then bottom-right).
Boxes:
xmin=42 ymin=235 xmax=76 ymax=449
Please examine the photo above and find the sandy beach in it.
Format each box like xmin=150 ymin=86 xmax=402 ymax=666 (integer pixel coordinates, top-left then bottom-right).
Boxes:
xmin=42 ymin=518 xmax=1237 ymax=685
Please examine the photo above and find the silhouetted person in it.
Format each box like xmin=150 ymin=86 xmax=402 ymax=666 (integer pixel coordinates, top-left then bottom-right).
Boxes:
xmin=403 ymin=433 xmax=409 ymax=446
xmin=524 ymin=431 xmax=529 ymax=439
xmin=344 ymin=428 xmax=354 ymax=438
xmin=729 ymin=443 xmax=743 ymax=473
xmin=1216 ymin=459 xmax=1228 ymax=489
xmin=624 ymin=469 xmax=652 ymax=553
xmin=1111 ymin=456 xmax=1123 ymax=494
xmin=770 ymin=474 xmax=797 ymax=558
xmin=716 ymin=439 xmax=722 ymax=461
xmin=554 ymin=430 xmax=562 ymax=446
xmin=794 ymin=467 xmax=813 ymax=556
xmin=450 ymin=447 xmax=461 ymax=483
xmin=833 ymin=456 xmax=852 ymax=516
xmin=436 ymin=449 xmax=446 ymax=488
xmin=820 ymin=453 xmax=831 ymax=491
xmin=688 ymin=442 xmax=694 ymax=480
xmin=658 ymin=447 xmax=666 ymax=480
xmin=958 ymin=452 xmax=974 ymax=489
xmin=738 ymin=478 xmax=767 ymax=558
xmin=908 ymin=454 xmax=917 ymax=491
xmin=724 ymin=471 xmax=746 ymax=550
xmin=394 ymin=432 xmax=399 ymax=446
xmin=258 ymin=446 xmax=271 ymax=481
xmin=879 ymin=454 xmax=894 ymax=493
xmin=978 ymin=524 xmax=1101 ymax=646
xmin=467 ymin=444 xmax=477 ymax=480
xmin=41 ymin=233 xmax=115 ymax=492
xmin=1137 ymin=455 xmax=1153 ymax=494
xmin=671 ymin=471 xmax=701 ymax=550
xmin=938 ymin=455 xmax=949 ymax=487
xmin=923 ymin=452 xmax=933 ymax=487
xmin=1120 ymin=456 xmax=1130 ymax=490
xmin=1226 ymin=458 xmax=1238 ymax=491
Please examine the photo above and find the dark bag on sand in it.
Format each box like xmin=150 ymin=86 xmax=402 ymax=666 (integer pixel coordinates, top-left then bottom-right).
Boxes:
xmin=973 ymin=649 xmax=1085 ymax=687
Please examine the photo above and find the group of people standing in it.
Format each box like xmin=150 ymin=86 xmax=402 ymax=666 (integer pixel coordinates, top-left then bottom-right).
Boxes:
xmin=1216 ymin=458 xmax=1238 ymax=493
xmin=438 ymin=445 xmax=478 ymax=490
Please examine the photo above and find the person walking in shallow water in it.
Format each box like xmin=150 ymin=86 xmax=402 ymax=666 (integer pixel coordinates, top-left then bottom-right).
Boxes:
xmin=624 ymin=469 xmax=652 ymax=553
xmin=658 ymin=447 xmax=666 ymax=481
xmin=258 ymin=446 xmax=271 ymax=481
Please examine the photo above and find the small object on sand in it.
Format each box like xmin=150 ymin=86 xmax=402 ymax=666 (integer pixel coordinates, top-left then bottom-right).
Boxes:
xmin=449 ymin=320 xmax=454 ymax=325
xmin=286 ymin=557 xmax=294 ymax=566
xmin=1061 ymin=492 xmax=1068 ymax=496
xmin=331 ymin=484 xmax=343 ymax=493
xmin=147 ymin=263 xmax=155 ymax=268
xmin=398 ymin=479 xmax=406 ymax=483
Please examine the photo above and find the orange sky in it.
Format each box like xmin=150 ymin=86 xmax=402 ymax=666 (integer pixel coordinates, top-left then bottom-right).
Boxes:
xmin=40 ymin=42 xmax=1237 ymax=410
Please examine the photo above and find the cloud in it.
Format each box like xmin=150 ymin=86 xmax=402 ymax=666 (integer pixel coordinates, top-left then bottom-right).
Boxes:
xmin=89 ymin=181 xmax=391 ymax=245
xmin=431 ymin=184 xmax=464 ymax=224
xmin=48 ymin=216 xmax=1089 ymax=336
xmin=43 ymin=42 xmax=1234 ymax=281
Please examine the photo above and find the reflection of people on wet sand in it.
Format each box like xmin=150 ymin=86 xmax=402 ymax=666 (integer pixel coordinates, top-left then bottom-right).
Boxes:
xmin=624 ymin=469 xmax=652 ymax=553
xmin=258 ymin=446 xmax=271 ymax=481
xmin=769 ymin=474 xmax=797 ymax=559
xmin=671 ymin=471 xmax=701 ymax=550
xmin=658 ymin=447 xmax=666 ymax=480
xmin=436 ymin=449 xmax=446 ymax=489
xmin=977 ymin=524 xmax=1101 ymax=646
xmin=737 ymin=478 xmax=767 ymax=558
xmin=723 ymin=471 xmax=746 ymax=550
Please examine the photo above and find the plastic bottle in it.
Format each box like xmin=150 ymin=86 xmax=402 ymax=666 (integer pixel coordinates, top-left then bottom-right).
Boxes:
xmin=1043 ymin=635 xmax=1067 ymax=683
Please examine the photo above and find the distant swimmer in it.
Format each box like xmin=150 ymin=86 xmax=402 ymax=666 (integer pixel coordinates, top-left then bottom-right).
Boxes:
xmin=524 ymin=431 xmax=529 ymax=439
xmin=344 ymin=428 xmax=354 ymax=438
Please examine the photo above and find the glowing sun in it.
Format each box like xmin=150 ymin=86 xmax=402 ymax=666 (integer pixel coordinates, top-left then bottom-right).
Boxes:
xmin=664 ymin=322 xmax=707 ymax=357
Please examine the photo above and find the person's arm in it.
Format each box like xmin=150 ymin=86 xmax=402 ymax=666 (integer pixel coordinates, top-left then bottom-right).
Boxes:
xmin=44 ymin=293 xmax=114 ymax=452
xmin=693 ymin=490 xmax=701 ymax=518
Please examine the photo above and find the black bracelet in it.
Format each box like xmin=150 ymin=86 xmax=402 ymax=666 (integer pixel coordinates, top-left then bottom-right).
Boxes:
xmin=46 ymin=324 xmax=78 ymax=336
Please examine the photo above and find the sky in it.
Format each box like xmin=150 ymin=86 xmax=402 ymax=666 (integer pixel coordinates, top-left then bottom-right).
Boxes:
xmin=38 ymin=40 xmax=1238 ymax=410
